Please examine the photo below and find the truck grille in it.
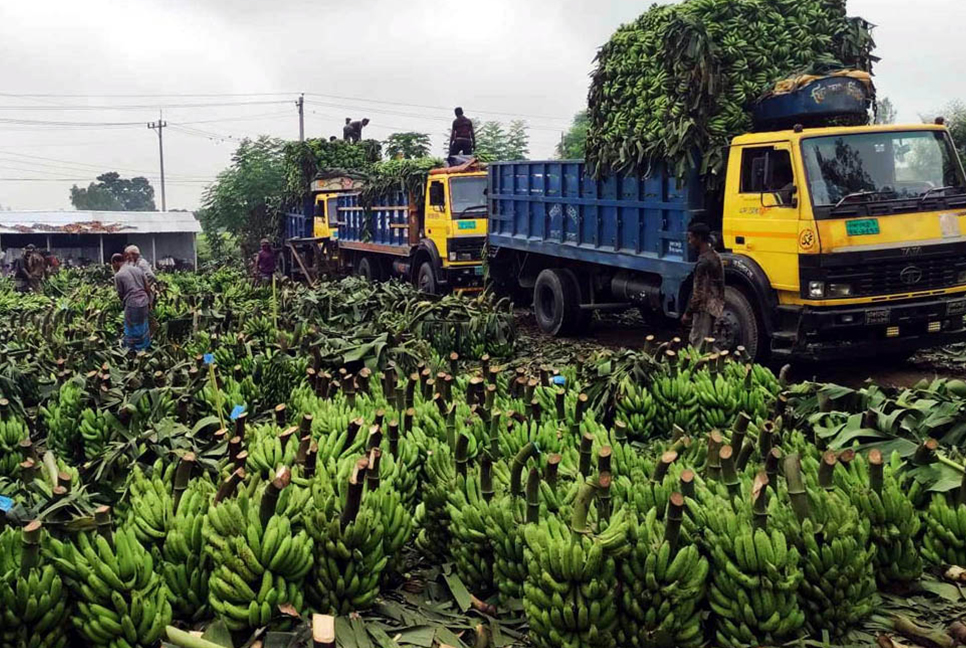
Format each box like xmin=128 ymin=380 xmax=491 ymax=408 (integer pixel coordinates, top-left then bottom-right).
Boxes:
xmin=827 ymin=256 xmax=966 ymax=296
xmin=448 ymin=236 xmax=485 ymax=262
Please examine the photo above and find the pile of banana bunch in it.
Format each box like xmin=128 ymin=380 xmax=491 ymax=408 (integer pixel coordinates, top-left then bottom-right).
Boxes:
xmin=618 ymin=494 xmax=708 ymax=648
xmin=306 ymin=456 xmax=388 ymax=613
xmin=772 ymin=453 xmax=877 ymax=639
xmin=585 ymin=0 xmax=875 ymax=183
xmin=204 ymin=469 xmax=313 ymax=631
xmin=162 ymin=476 xmax=214 ymax=622
xmin=0 ymin=400 xmax=28 ymax=478
xmin=0 ymin=522 xmax=70 ymax=648
xmin=40 ymin=379 xmax=85 ymax=461
xmin=921 ymin=472 xmax=966 ymax=567
xmin=121 ymin=460 xmax=175 ymax=554
xmin=836 ymin=449 xmax=922 ymax=586
xmin=696 ymin=470 xmax=805 ymax=648
xmin=523 ymin=482 xmax=629 ymax=648
xmin=46 ymin=520 xmax=172 ymax=647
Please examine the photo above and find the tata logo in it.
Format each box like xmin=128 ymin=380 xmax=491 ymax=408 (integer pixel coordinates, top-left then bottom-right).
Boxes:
xmin=899 ymin=265 xmax=924 ymax=286
xmin=902 ymin=246 xmax=922 ymax=256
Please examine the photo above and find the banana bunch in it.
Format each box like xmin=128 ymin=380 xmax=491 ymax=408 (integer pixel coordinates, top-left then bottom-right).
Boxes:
xmin=837 ymin=450 xmax=922 ymax=586
xmin=256 ymin=349 xmax=301 ymax=409
xmin=46 ymin=528 xmax=171 ymax=647
xmin=487 ymin=491 xmax=529 ymax=602
xmin=414 ymin=439 xmax=455 ymax=561
xmin=921 ymin=490 xmax=966 ymax=567
xmin=121 ymin=463 xmax=174 ymax=552
xmin=0 ymin=524 xmax=70 ymax=648
xmin=698 ymin=490 xmax=804 ymax=647
xmin=693 ymin=371 xmax=738 ymax=432
xmin=617 ymin=506 xmax=707 ymax=648
xmin=246 ymin=424 xmax=300 ymax=478
xmin=78 ymin=408 xmax=114 ymax=461
xmin=773 ymin=457 xmax=877 ymax=639
xmin=306 ymin=466 xmax=387 ymax=613
xmin=448 ymin=467 xmax=498 ymax=596
xmin=40 ymin=379 xmax=85 ymax=461
xmin=650 ymin=371 xmax=698 ymax=438
xmin=367 ymin=481 xmax=413 ymax=581
xmin=614 ymin=376 xmax=656 ymax=441
xmin=205 ymin=480 xmax=313 ymax=630
xmin=522 ymin=486 xmax=629 ymax=648
xmin=162 ymin=479 xmax=214 ymax=622
xmin=378 ymin=428 xmax=420 ymax=512
xmin=0 ymin=415 xmax=27 ymax=478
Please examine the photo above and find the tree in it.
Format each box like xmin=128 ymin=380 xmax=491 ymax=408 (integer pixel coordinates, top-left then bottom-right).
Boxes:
xmin=69 ymin=172 xmax=156 ymax=211
xmin=938 ymin=101 xmax=966 ymax=163
xmin=556 ymin=111 xmax=589 ymax=159
xmin=875 ymin=97 xmax=896 ymax=125
xmin=384 ymin=132 xmax=431 ymax=159
xmin=198 ymin=136 xmax=287 ymax=261
xmin=465 ymin=120 xmax=531 ymax=161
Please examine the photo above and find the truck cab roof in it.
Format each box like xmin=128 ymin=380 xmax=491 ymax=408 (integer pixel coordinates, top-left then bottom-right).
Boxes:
xmin=731 ymin=123 xmax=948 ymax=147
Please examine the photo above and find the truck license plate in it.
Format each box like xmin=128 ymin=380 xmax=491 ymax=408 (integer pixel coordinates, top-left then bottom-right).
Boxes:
xmin=457 ymin=220 xmax=477 ymax=230
xmin=845 ymin=218 xmax=880 ymax=236
xmin=474 ymin=266 xmax=484 ymax=276
xmin=866 ymin=308 xmax=891 ymax=325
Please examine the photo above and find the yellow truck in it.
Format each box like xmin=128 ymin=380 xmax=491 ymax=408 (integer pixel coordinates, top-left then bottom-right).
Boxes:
xmin=336 ymin=159 xmax=488 ymax=293
xmin=489 ymin=113 xmax=966 ymax=360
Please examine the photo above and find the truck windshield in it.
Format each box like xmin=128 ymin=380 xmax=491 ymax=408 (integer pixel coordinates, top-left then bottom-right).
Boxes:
xmin=450 ymin=176 xmax=487 ymax=218
xmin=801 ymin=130 xmax=966 ymax=214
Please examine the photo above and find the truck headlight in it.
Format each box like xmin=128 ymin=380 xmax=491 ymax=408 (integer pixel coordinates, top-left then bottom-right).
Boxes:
xmin=808 ymin=281 xmax=825 ymax=298
xmin=828 ymin=283 xmax=852 ymax=297
xmin=448 ymin=252 xmax=456 ymax=261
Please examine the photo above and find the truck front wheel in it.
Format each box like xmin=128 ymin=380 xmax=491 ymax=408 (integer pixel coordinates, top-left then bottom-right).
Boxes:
xmin=715 ymin=286 xmax=762 ymax=360
xmin=356 ymin=256 xmax=381 ymax=282
xmin=416 ymin=261 xmax=437 ymax=295
xmin=534 ymin=268 xmax=580 ymax=336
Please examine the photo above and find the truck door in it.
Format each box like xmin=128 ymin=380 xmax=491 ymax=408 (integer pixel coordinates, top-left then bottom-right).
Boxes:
xmin=724 ymin=142 xmax=802 ymax=292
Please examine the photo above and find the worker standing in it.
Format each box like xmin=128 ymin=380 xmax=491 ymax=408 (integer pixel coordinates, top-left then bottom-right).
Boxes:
xmin=255 ymin=238 xmax=277 ymax=285
xmin=23 ymin=245 xmax=46 ymax=293
xmin=112 ymin=252 xmax=152 ymax=351
xmin=682 ymin=222 xmax=724 ymax=349
xmin=449 ymin=107 xmax=476 ymax=156
xmin=345 ymin=118 xmax=369 ymax=143
xmin=124 ymin=245 xmax=157 ymax=285
xmin=342 ymin=118 xmax=353 ymax=141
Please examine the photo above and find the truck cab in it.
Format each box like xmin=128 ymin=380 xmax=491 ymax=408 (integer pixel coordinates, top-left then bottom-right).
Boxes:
xmin=337 ymin=159 xmax=488 ymax=294
xmin=312 ymin=192 xmax=340 ymax=244
xmin=721 ymin=123 xmax=966 ymax=359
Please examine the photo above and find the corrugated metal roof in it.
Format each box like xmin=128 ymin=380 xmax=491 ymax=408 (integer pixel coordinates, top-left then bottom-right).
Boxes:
xmin=0 ymin=210 xmax=202 ymax=235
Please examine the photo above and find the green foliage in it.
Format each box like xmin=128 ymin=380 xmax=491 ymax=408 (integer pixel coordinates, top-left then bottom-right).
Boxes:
xmin=359 ymin=158 xmax=444 ymax=210
xmin=196 ymin=230 xmax=241 ymax=267
xmin=586 ymin=0 xmax=876 ymax=183
xmin=556 ymin=111 xmax=589 ymax=159
xmin=935 ymin=100 xmax=966 ymax=163
xmin=69 ymin=172 xmax=156 ymax=211
xmin=384 ymin=132 xmax=431 ymax=160
xmin=199 ymin=137 xmax=287 ymax=258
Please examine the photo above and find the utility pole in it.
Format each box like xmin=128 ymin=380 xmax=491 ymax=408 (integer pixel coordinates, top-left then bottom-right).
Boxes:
xmin=147 ymin=110 xmax=167 ymax=211
xmin=297 ymin=93 xmax=305 ymax=142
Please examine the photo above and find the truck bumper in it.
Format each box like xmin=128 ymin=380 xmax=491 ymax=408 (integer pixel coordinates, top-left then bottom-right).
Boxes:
xmin=440 ymin=264 xmax=485 ymax=289
xmin=773 ymin=295 xmax=966 ymax=361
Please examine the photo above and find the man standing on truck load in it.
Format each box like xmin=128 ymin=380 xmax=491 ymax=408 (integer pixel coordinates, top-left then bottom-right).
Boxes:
xmin=449 ymin=107 xmax=475 ymax=156
xmin=342 ymin=118 xmax=353 ymax=141
xmin=344 ymin=118 xmax=370 ymax=143
xmin=682 ymin=222 xmax=724 ymax=349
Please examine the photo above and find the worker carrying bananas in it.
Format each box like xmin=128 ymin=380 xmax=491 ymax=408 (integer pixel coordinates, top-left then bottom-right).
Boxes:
xmin=449 ymin=107 xmax=475 ymax=156
xmin=343 ymin=117 xmax=370 ymax=143
xmin=682 ymin=222 xmax=724 ymax=349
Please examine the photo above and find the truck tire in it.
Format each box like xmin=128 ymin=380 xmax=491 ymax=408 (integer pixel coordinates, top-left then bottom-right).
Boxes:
xmin=416 ymin=261 xmax=437 ymax=295
xmin=716 ymin=286 xmax=762 ymax=360
xmin=534 ymin=268 xmax=580 ymax=336
xmin=560 ymin=268 xmax=593 ymax=333
xmin=356 ymin=256 xmax=382 ymax=281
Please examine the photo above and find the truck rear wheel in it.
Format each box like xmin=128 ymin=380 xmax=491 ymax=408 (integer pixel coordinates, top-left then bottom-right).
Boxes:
xmin=356 ymin=256 xmax=382 ymax=282
xmin=416 ymin=261 xmax=437 ymax=295
xmin=716 ymin=286 xmax=761 ymax=360
xmin=534 ymin=268 xmax=581 ymax=336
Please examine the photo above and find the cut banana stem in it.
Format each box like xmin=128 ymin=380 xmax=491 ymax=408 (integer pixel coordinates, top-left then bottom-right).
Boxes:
xmin=526 ymin=468 xmax=540 ymax=524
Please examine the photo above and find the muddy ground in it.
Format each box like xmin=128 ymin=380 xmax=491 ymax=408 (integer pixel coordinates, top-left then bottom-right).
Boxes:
xmin=513 ymin=309 xmax=966 ymax=388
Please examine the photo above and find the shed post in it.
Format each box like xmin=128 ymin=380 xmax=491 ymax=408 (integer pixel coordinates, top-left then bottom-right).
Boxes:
xmin=99 ymin=235 xmax=104 ymax=264
xmin=45 ymin=235 xmax=50 ymax=251
xmin=152 ymin=235 xmax=157 ymax=266
xmin=193 ymin=232 xmax=198 ymax=270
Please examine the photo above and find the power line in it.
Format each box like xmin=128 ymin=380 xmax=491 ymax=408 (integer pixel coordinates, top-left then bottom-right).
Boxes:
xmin=0 ymin=152 xmax=212 ymax=180
xmin=304 ymin=92 xmax=571 ymax=122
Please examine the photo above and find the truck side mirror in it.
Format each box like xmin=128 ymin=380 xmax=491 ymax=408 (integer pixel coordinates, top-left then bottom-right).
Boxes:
xmin=429 ymin=182 xmax=445 ymax=207
xmin=779 ymin=185 xmax=799 ymax=208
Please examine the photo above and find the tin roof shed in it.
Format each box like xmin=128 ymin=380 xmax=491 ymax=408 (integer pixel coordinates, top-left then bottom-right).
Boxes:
xmin=0 ymin=210 xmax=201 ymax=235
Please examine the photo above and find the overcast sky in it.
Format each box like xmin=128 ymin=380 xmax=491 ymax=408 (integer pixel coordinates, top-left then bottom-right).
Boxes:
xmin=0 ymin=0 xmax=962 ymax=211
